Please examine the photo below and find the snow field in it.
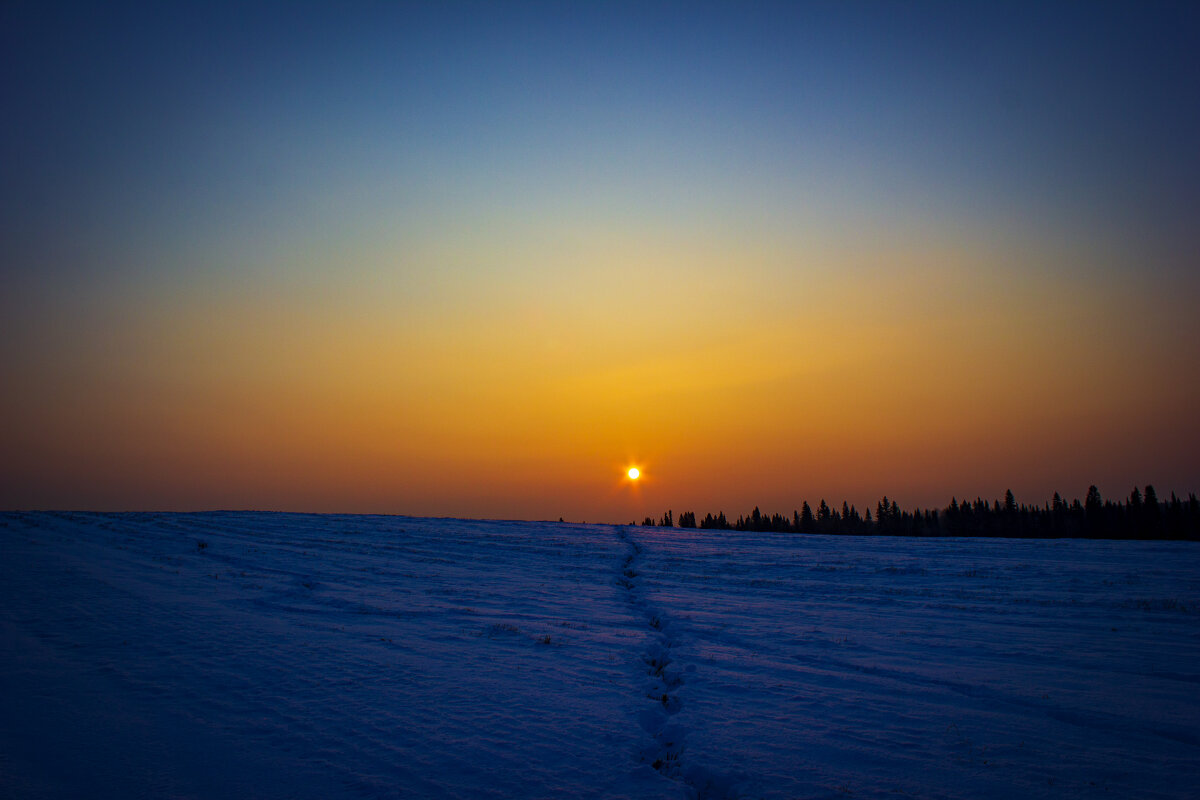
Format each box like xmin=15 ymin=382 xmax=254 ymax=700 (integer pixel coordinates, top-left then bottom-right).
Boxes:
xmin=2 ymin=512 xmax=1199 ymax=799
xmin=632 ymin=529 xmax=1200 ymax=798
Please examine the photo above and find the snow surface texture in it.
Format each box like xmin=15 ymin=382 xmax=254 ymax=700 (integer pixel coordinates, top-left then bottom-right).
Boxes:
xmin=2 ymin=512 xmax=1199 ymax=799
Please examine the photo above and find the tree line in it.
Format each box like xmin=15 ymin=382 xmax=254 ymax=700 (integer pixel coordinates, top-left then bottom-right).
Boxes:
xmin=637 ymin=486 xmax=1200 ymax=540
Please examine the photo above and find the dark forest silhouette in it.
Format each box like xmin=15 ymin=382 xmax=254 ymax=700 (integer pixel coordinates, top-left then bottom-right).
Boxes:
xmin=638 ymin=486 xmax=1200 ymax=540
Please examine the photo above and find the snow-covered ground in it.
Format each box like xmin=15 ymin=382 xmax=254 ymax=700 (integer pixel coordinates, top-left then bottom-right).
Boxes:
xmin=2 ymin=512 xmax=1198 ymax=799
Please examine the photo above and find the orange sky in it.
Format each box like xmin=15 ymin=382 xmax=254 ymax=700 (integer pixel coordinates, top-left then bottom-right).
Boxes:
xmin=4 ymin=227 xmax=1197 ymax=520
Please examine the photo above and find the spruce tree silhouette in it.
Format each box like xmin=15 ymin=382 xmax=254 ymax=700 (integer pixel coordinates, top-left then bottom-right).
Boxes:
xmin=1143 ymin=485 xmax=1162 ymax=535
xmin=670 ymin=484 xmax=1198 ymax=541
xmin=800 ymin=501 xmax=814 ymax=533
xmin=1084 ymin=486 xmax=1104 ymax=536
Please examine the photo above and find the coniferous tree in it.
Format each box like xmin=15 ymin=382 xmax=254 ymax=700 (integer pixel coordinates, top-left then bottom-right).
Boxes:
xmin=800 ymin=501 xmax=815 ymax=533
xmin=1145 ymin=485 xmax=1159 ymax=510
xmin=1084 ymin=485 xmax=1103 ymax=535
xmin=680 ymin=484 xmax=1198 ymax=541
xmin=846 ymin=504 xmax=861 ymax=532
xmin=1144 ymin=485 xmax=1161 ymax=532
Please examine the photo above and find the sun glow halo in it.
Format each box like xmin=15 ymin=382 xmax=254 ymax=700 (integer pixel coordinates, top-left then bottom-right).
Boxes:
xmin=627 ymin=467 xmax=640 ymax=480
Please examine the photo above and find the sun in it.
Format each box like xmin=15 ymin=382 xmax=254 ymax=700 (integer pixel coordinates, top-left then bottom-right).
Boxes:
xmin=627 ymin=467 xmax=640 ymax=480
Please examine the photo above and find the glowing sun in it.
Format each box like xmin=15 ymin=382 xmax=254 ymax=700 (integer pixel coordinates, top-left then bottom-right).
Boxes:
xmin=627 ymin=467 xmax=640 ymax=480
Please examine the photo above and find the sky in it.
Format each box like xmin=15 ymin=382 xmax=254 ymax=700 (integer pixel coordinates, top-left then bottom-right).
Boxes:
xmin=2 ymin=1 xmax=1199 ymax=521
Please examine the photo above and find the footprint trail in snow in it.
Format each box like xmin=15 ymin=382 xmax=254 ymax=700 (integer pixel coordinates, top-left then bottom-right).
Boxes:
xmin=616 ymin=526 xmax=741 ymax=799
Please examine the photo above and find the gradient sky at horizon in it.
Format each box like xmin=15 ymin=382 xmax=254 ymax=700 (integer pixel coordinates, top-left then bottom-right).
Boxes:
xmin=3 ymin=1 xmax=1198 ymax=521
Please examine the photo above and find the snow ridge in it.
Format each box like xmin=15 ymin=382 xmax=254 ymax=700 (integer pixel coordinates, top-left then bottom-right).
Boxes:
xmin=616 ymin=526 xmax=741 ymax=799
